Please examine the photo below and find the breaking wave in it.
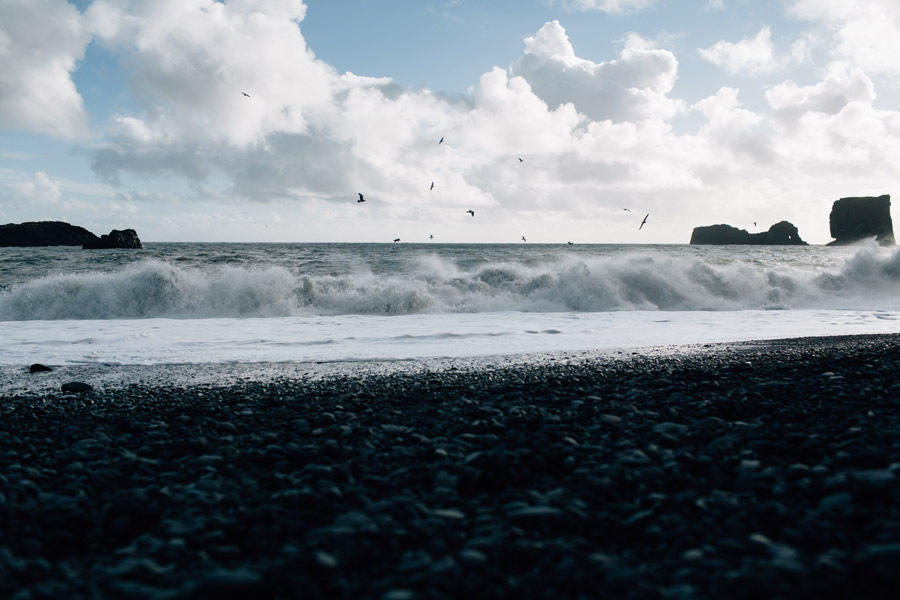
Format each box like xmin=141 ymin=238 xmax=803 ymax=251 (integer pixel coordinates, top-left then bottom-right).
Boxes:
xmin=3 ymin=247 xmax=900 ymax=321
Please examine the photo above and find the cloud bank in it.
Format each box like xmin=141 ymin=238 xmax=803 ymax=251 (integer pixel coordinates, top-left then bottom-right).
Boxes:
xmin=2 ymin=0 xmax=900 ymax=243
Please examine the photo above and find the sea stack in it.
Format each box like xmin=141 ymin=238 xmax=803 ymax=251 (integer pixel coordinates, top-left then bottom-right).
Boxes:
xmin=690 ymin=221 xmax=807 ymax=245
xmin=827 ymin=195 xmax=895 ymax=246
xmin=82 ymin=229 xmax=143 ymax=249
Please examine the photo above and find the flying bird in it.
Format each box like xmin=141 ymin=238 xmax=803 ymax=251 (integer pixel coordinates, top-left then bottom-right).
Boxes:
xmin=429 ymin=234 xmax=434 ymax=240
xmin=623 ymin=208 xmax=631 ymax=212
xmin=753 ymin=221 xmax=757 ymax=227
xmin=430 ymin=181 xmax=434 ymax=190
xmin=466 ymin=210 xmax=475 ymax=217
xmin=393 ymin=238 xmax=400 ymax=243
xmin=639 ymin=213 xmax=649 ymax=230
xmin=518 ymin=158 xmax=523 ymax=162
xmin=439 ymin=137 xmax=444 ymax=145
xmin=357 ymin=193 xmax=365 ymax=203
xmin=242 ymin=92 xmax=250 ymax=97
xmin=522 ymin=236 xmax=527 ymax=242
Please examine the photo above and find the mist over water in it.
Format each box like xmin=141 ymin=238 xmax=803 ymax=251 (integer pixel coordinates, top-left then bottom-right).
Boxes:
xmin=1 ymin=242 xmax=899 ymax=321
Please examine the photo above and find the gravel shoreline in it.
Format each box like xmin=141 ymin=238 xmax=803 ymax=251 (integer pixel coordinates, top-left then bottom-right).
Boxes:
xmin=2 ymin=334 xmax=900 ymax=599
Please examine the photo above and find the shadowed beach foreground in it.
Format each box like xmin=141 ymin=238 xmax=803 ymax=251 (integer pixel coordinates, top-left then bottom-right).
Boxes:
xmin=2 ymin=335 xmax=900 ymax=599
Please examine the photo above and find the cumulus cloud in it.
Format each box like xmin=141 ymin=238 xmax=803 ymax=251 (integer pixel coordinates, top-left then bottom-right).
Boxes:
xmin=699 ymin=26 xmax=782 ymax=76
xmin=510 ymin=22 xmax=684 ymax=122
xmin=7 ymin=1 xmax=900 ymax=244
xmin=11 ymin=171 xmax=63 ymax=205
xmin=766 ymin=67 xmax=875 ymax=119
xmin=789 ymin=0 xmax=900 ymax=79
xmin=0 ymin=0 xmax=90 ymax=139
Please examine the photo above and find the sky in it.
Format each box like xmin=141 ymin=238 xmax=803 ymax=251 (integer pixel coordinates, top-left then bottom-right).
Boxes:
xmin=1 ymin=0 xmax=900 ymax=244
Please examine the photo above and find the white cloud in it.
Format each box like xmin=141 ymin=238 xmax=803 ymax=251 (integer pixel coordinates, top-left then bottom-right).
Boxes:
xmin=13 ymin=2 xmax=897 ymax=244
xmin=510 ymin=21 xmax=684 ymax=122
xmin=12 ymin=172 xmax=63 ymax=205
xmin=560 ymin=0 xmax=657 ymax=14
xmin=699 ymin=26 xmax=781 ymax=76
xmin=0 ymin=0 xmax=91 ymax=139
xmin=766 ymin=66 xmax=875 ymax=119
xmin=789 ymin=0 xmax=900 ymax=80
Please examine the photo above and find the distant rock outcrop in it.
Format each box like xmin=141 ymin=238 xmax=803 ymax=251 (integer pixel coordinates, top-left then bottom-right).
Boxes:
xmin=0 ymin=221 xmax=143 ymax=249
xmin=0 ymin=221 xmax=98 ymax=247
xmin=827 ymin=195 xmax=895 ymax=246
xmin=690 ymin=221 xmax=807 ymax=245
xmin=82 ymin=229 xmax=143 ymax=249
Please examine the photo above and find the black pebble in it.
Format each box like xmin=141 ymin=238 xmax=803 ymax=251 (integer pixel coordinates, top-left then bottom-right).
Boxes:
xmin=61 ymin=381 xmax=94 ymax=393
xmin=29 ymin=363 xmax=53 ymax=373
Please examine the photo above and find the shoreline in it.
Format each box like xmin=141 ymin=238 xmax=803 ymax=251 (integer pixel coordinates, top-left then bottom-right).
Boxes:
xmin=2 ymin=333 xmax=900 ymax=598
xmin=4 ymin=332 xmax=899 ymax=396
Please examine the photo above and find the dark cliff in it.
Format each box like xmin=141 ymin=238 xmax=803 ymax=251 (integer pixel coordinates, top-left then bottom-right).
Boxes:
xmin=0 ymin=221 xmax=142 ymax=249
xmin=828 ymin=195 xmax=895 ymax=246
xmin=690 ymin=221 xmax=807 ymax=245
xmin=0 ymin=221 xmax=98 ymax=247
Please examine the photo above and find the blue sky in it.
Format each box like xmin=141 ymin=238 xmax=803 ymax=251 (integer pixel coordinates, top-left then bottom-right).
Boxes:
xmin=2 ymin=0 xmax=900 ymax=243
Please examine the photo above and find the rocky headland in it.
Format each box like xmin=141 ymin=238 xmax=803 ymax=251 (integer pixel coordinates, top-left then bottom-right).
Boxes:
xmin=0 ymin=221 xmax=142 ymax=249
xmin=828 ymin=195 xmax=895 ymax=246
xmin=690 ymin=221 xmax=807 ymax=245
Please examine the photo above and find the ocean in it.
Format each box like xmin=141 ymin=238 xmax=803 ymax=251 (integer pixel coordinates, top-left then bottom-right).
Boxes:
xmin=2 ymin=241 xmax=900 ymax=370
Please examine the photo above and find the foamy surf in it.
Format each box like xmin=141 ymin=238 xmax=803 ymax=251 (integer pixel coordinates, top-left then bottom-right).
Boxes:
xmin=2 ymin=309 xmax=900 ymax=367
xmin=3 ymin=244 xmax=900 ymax=320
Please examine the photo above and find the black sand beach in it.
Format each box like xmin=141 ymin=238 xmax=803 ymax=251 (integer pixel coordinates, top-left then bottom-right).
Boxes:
xmin=2 ymin=334 xmax=900 ymax=599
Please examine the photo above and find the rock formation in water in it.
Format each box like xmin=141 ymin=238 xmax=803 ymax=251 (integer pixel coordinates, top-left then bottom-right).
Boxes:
xmin=827 ymin=195 xmax=895 ymax=246
xmin=82 ymin=229 xmax=143 ymax=249
xmin=0 ymin=221 xmax=143 ymax=248
xmin=690 ymin=221 xmax=807 ymax=245
xmin=0 ymin=221 xmax=98 ymax=247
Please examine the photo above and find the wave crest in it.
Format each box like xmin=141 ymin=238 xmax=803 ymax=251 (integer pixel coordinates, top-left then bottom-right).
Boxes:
xmin=3 ymin=247 xmax=900 ymax=320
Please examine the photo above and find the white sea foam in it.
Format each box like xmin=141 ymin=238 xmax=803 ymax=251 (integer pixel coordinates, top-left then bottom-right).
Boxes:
xmin=2 ymin=310 xmax=899 ymax=368
xmin=3 ymin=246 xmax=900 ymax=320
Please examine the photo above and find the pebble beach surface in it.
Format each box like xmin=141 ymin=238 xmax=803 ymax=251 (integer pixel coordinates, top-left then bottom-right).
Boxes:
xmin=3 ymin=335 xmax=900 ymax=599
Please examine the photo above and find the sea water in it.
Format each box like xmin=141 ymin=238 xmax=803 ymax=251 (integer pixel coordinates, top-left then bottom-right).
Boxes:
xmin=2 ymin=242 xmax=900 ymax=368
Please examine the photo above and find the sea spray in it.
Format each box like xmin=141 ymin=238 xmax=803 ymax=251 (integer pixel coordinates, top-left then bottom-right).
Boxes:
xmin=2 ymin=244 xmax=900 ymax=321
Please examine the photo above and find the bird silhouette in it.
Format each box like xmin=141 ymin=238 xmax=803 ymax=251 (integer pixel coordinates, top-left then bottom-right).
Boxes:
xmin=430 ymin=181 xmax=434 ymax=190
xmin=242 ymin=92 xmax=250 ymax=97
xmin=753 ymin=221 xmax=757 ymax=227
xmin=439 ymin=137 xmax=444 ymax=145
xmin=639 ymin=213 xmax=649 ymax=230
xmin=357 ymin=193 xmax=365 ymax=203
xmin=393 ymin=238 xmax=400 ymax=243
xmin=518 ymin=158 xmax=523 ymax=162
xmin=466 ymin=210 xmax=475 ymax=217
xmin=623 ymin=208 xmax=631 ymax=212
xmin=429 ymin=234 xmax=434 ymax=240
xmin=522 ymin=236 xmax=527 ymax=242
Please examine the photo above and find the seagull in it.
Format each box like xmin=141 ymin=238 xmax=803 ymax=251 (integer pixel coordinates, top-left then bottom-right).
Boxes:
xmin=567 ymin=241 xmax=573 ymax=245
xmin=439 ymin=137 xmax=444 ymax=145
xmin=393 ymin=238 xmax=400 ymax=243
xmin=639 ymin=213 xmax=649 ymax=230
xmin=466 ymin=210 xmax=475 ymax=217
xmin=429 ymin=234 xmax=434 ymax=240
xmin=522 ymin=236 xmax=527 ymax=242
xmin=623 ymin=208 xmax=631 ymax=212
xmin=242 ymin=92 xmax=250 ymax=97
xmin=357 ymin=193 xmax=365 ymax=203
xmin=753 ymin=221 xmax=757 ymax=227
xmin=430 ymin=181 xmax=434 ymax=190
xmin=518 ymin=158 xmax=523 ymax=162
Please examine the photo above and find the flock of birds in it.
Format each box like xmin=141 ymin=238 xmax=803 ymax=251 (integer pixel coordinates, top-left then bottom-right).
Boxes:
xmin=241 ymin=91 xmax=651 ymax=243
xmin=357 ymin=136 xmax=652 ymax=244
